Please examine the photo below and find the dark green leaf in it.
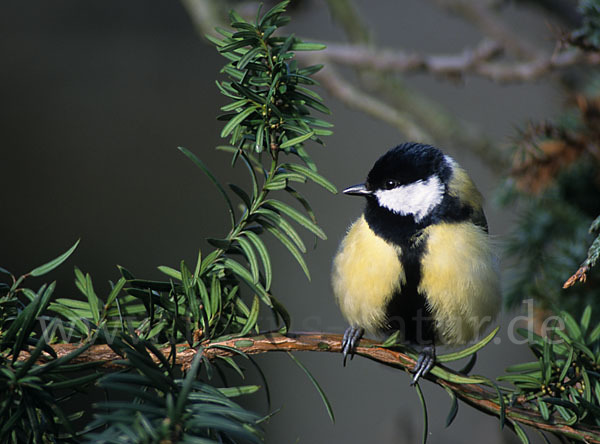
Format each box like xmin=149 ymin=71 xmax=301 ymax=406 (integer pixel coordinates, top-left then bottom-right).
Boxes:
xmin=239 ymin=295 xmax=260 ymax=336
xmin=207 ymin=238 xmax=233 ymax=250
xmin=458 ymin=352 xmax=477 ymax=374
xmin=157 ymin=265 xmax=182 ymax=281
xmin=29 ymin=239 xmax=80 ymax=277
xmin=287 ymin=352 xmax=334 ymax=423
xmin=237 ymin=236 xmax=260 ymax=283
xmin=239 ymin=151 xmax=259 ymax=201
xmin=270 ymin=294 xmax=291 ymax=333
xmin=414 ymin=382 xmax=428 ymax=444
xmin=510 ymin=420 xmax=530 ymax=444
xmin=259 ymin=0 xmax=290 ymax=29
xmin=255 ymin=208 xmax=306 ymax=252
xmin=230 ymin=82 xmax=264 ymax=104
xmin=263 ymin=199 xmax=326 ymax=239
xmin=588 ymin=321 xmax=600 ymax=342
xmin=105 ymin=277 xmax=126 ymax=309
xmin=222 ymin=258 xmax=270 ymax=303
xmin=381 ymin=330 xmax=402 ymax=347
xmin=219 ymin=38 xmax=258 ymax=53
xmin=221 ymin=98 xmax=250 ymax=112
xmin=581 ymin=305 xmax=592 ymax=336
xmin=280 ymin=163 xmax=337 ymax=193
xmin=218 ymin=385 xmax=261 ymax=397
xmin=238 ymin=47 xmax=264 ymax=70
xmin=505 ymin=362 xmax=540 ymax=373
xmin=197 ymin=277 xmax=212 ymax=321
xmin=290 ymin=42 xmax=327 ymax=51
xmin=279 ymin=130 xmax=314 ymax=149
xmin=243 ymin=231 xmax=272 ymax=290
xmin=443 ymin=387 xmax=459 ymax=428
xmin=561 ymin=310 xmax=582 ymax=340
xmin=179 ymin=146 xmax=236 ymax=228
xmin=537 ymin=398 xmax=550 ymax=421
xmin=259 ymin=218 xmax=310 ymax=279
xmin=48 ymin=303 xmax=91 ymax=335
xmin=438 ymin=327 xmax=499 ymax=363
xmin=231 ymin=22 xmax=256 ymax=31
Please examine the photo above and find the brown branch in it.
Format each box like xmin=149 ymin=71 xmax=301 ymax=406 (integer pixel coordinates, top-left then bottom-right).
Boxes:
xmin=475 ymin=50 xmax=600 ymax=83
xmin=318 ymin=41 xmax=600 ymax=83
xmin=33 ymin=332 xmax=600 ymax=442
xmin=320 ymin=39 xmax=503 ymax=76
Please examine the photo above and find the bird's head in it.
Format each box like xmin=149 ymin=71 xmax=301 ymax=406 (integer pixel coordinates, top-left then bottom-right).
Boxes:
xmin=344 ymin=142 xmax=453 ymax=224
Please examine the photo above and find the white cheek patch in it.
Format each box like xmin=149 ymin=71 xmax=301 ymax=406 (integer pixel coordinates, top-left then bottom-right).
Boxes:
xmin=374 ymin=176 xmax=444 ymax=221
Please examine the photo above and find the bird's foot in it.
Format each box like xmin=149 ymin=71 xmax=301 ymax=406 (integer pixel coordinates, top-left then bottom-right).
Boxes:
xmin=411 ymin=344 xmax=436 ymax=385
xmin=342 ymin=326 xmax=364 ymax=366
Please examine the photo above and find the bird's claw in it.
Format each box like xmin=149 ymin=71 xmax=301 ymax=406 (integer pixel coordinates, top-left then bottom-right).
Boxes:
xmin=411 ymin=345 xmax=435 ymax=385
xmin=342 ymin=326 xmax=364 ymax=366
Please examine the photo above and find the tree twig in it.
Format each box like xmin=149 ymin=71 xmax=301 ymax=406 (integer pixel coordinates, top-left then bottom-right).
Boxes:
xmin=318 ymin=41 xmax=600 ymax=83
xmin=30 ymin=332 xmax=600 ymax=442
xmin=320 ymin=39 xmax=503 ymax=76
xmin=311 ymin=62 xmax=434 ymax=142
xmin=474 ymin=50 xmax=600 ymax=83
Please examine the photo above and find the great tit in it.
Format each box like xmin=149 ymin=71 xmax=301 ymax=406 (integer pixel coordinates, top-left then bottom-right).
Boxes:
xmin=332 ymin=142 xmax=501 ymax=384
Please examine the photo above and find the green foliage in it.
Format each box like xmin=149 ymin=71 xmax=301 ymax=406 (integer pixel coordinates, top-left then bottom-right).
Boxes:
xmin=572 ymin=0 xmax=600 ymax=49
xmin=499 ymin=94 xmax=600 ymax=316
xmin=0 ymin=246 xmax=102 ymax=443
xmin=87 ymin=335 xmax=263 ymax=443
xmin=0 ymin=3 xmax=336 ymax=443
xmin=581 ymin=215 xmax=600 ymax=272
xmin=500 ymin=174 xmax=596 ymax=313
xmin=500 ymin=307 xmax=600 ymax=430
xmin=111 ymin=0 xmax=337 ymax=348
xmin=40 ymin=1 xmax=334 ymax=352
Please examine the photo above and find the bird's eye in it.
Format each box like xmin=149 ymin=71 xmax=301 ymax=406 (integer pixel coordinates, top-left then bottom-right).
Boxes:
xmin=384 ymin=180 xmax=398 ymax=190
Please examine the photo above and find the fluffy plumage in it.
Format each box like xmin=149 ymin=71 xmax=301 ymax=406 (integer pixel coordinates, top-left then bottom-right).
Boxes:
xmin=332 ymin=142 xmax=501 ymax=352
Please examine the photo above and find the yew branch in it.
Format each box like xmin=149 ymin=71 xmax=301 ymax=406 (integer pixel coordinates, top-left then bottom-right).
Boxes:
xmin=31 ymin=332 xmax=600 ymax=442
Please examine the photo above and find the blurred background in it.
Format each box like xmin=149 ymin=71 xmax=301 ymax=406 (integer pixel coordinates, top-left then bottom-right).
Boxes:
xmin=1 ymin=0 xmax=595 ymax=442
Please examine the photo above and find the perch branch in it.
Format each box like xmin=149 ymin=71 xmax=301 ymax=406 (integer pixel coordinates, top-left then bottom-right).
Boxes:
xmin=28 ymin=332 xmax=600 ymax=442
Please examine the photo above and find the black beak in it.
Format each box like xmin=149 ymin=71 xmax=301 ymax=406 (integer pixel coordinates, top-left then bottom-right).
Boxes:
xmin=343 ymin=183 xmax=372 ymax=196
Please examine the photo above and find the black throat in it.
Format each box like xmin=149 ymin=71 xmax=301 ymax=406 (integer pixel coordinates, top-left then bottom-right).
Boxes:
xmin=363 ymin=198 xmax=436 ymax=344
xmin=363 ymin=197 xmax=424 ymax=245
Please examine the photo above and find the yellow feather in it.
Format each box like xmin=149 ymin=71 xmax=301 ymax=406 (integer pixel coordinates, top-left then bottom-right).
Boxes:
xmin=419 ymin=222 xmax=501 ymax=345
xmin=448 ymin=165 xmax=483 ymax=211
xmin=332 ymin=215 xmax=404 ymax=332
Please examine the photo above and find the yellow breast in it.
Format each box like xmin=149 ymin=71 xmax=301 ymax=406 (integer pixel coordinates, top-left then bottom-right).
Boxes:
xmin=332 ymin=215 xmax=404 ymax=332
xmin=419 ymin=222 xmax=501 ymax=345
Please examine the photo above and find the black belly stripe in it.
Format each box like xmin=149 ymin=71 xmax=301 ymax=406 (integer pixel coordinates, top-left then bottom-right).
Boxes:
xmin=383 ymin=236 xmax=436 ymax=345
xmin=364 ymin=198 xmax=466 ymax=345
xmin=364 ymin=201 xmax=436 ymax=344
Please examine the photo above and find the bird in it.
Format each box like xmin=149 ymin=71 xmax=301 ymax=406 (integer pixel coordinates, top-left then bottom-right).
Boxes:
xmin=331 ymin=142 xmax=501 ymax=384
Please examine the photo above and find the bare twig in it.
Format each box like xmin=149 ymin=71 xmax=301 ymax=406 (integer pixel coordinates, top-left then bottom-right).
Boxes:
xmin=321 ymin=39 xmax=503 ymax=76
xmin=319 ymin=41 xmax=600 ymax=83
xmin=311 ymin=62 xmax=434 ymax=142
xmin=27 ymin=332 xmax=600 ymax=442
xmin=475 ymin=50 xmax=600 ymax=83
